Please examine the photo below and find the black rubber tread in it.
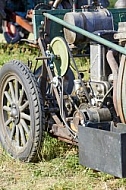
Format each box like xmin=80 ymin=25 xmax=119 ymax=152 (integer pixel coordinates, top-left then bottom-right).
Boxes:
xmin=0 ymin=60 xmax=45 ymax=162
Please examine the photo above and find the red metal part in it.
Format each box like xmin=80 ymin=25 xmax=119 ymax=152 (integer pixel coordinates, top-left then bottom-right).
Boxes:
xmin=6 ymin=9 xmax=33 ymax=33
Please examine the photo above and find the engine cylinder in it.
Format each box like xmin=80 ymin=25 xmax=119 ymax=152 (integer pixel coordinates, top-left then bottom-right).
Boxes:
xmin=64 ymin=9 xmax=113 ymax=44
xmin=83 ymin=107 xmax=112 ymax=122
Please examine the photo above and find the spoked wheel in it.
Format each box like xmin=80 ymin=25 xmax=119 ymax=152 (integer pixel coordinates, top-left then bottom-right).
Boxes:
xmin=0 ymin=60 xmax=44 ymax=162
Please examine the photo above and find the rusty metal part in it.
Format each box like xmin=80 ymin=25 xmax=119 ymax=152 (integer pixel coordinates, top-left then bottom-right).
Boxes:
xmin=106 ymin=49 xmax=119 ymax=116
xmin=117 ymin=54 xmax=126 ymax=123
xmin=51 ymin=124 xmax=74 ymax=141
xmin=51 ymin=112 xmax=64 ymax=128
xmin=57 ymin=136 xmax=77 ymax=145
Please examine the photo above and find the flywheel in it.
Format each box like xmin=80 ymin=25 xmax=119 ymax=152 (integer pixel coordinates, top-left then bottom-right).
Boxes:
xmin=117 ymin=54 xmax=126 ymax=123
xmin=50 ymin=37 xmax=70 ymax=76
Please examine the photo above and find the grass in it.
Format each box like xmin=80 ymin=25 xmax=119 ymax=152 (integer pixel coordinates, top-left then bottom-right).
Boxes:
xmin=0 ymin=43 xmax=39 ymax=67
xmin=109 ymin=0 xmax=117 ymax=7
xmin=0 ymin=142 xmax=126 ymax=190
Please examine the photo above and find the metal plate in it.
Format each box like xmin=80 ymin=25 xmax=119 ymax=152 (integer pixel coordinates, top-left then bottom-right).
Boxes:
xmin=78 ymin=124 xmax=126 ymax=178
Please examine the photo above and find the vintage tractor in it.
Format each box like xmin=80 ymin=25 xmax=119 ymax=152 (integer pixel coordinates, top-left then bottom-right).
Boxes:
xmin=0 ymin=0 xmax=126 ymax=177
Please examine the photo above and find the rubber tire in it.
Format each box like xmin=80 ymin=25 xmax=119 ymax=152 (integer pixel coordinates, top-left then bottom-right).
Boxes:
xmin=0 ymin=60 xmax=45 ymax=162
xmin=2 ymin=21 xmax=29 ymax=44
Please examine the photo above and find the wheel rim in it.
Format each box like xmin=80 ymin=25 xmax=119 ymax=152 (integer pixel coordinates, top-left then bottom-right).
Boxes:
xmin=2 ymin=75 xmax=31 ymax=149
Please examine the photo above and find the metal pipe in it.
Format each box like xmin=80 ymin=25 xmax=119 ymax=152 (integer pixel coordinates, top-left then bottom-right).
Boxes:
xmin=43 ymin=13 xmax=126 ymax=55
xmin=106 ymin=50 xmax=119 ymax=116
xmin=53 ymin=0 xmax=62 ymax=8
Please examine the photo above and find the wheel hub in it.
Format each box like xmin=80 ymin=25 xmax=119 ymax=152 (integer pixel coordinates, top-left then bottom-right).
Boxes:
xmin=10 ymin=103 xmax=20 ymax=124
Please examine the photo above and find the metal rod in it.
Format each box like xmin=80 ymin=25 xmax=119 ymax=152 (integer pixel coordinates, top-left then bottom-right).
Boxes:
xmin=43 ymin=12 xmax=126 ymax=55
xmin=36 ymin=56 xmax=50 ymax=60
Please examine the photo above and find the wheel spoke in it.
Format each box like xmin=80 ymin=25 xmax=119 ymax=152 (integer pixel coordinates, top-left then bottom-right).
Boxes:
xmin=10 ymin=122 xmax=16 ymax=140
xmin=9 ymin=81 xmax=15 ymax=102
xmin=3 ymin=105 xmax=11 ymax=112
xmin=18 ymin=87 xmax=24 ymax=106
xmin=4 ymin=91 xmax=13 ymax=105
xmin=20 ymin=119 xmax=30 ymax=134
xmin=15 ymin=79 xmax=19 ymax=102
xmin=20 ymin=112 xmax=31 ymax=121
xmin=16 ymin=125 xmax=20 ymax=146
xmin=18 ymin=123 xmax=26 ymax=146
xmin=5 ymin=117 xmax=12 ymax=126
xmin=20 ymin=101 xmax=29 ymax=111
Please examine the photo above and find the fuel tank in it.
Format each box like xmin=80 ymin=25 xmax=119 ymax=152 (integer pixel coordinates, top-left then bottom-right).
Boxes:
xmin=64 ymin=9 xmax=114 ymax=44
